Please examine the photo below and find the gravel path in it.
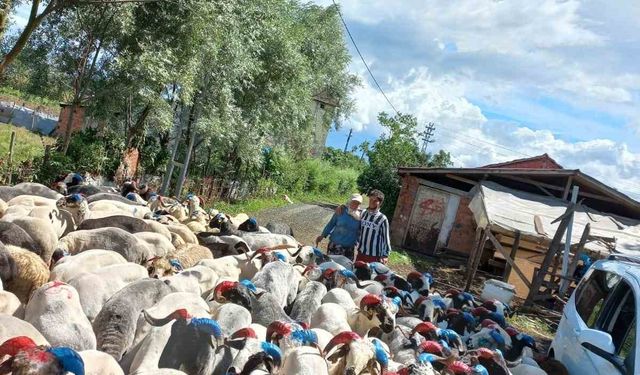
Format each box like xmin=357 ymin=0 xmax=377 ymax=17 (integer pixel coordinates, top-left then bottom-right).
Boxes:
xmin=253 ymin=203 xmax=337 ymax=246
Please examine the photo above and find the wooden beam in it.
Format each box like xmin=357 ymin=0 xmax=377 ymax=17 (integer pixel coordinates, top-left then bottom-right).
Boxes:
xmin=445 ymin=173 xmax=479 ymax=187
xmin=416 ymin=178 xmax=469 ymax=196
xmin=465 ymin=227 xmax=483 ymax=276
xmin=487 ymin=230 xmax=531 ymax=289
xmin=559 ymin=223 xmax=591 ymax=297
xmin=562 ymin=176 xmax=573 ymax=200
xmin=503 ymin=230 xmax=521 ymax=281
xmin=536 ymin=184 xmax=555 ymax=198
xmin=465 ymin=227 xmax=488 ymax=292
xmin=498 ymin=174 xmax=619 ymax=203
xmin=525 ymin=202 xmax=576 ymax=306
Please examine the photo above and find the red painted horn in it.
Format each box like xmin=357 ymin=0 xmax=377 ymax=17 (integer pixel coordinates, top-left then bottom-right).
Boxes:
xmin=214 ymin=281 xmax=239 ymax=300
xmin=231 ymin=327 xmax=257 ymax=340
xmin=266 ymin=321 xmax=292 ymax=343
xmin=0 ymin=336 xmax=37 ymax=357
xmin=419 ymin=340 xmax=444 ymax=355
xmin=143 ymin=308 xmax=191 ymax=326
xmin=323 ymin=331 xmax=361 ymax=355
xmin=407 ymin=271 xmax=422 ymax=280
xmin=448 ymin=361 xmax=472 ymax=374
xmin=412 ymin=322 xmax=438 ymax=335
xmin=359 ymin=294 xmax=382 ymax=310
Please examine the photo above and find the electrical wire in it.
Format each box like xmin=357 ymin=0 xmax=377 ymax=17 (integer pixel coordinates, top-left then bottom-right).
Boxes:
xmin=332 ymin=0 xmax=400 ymax=116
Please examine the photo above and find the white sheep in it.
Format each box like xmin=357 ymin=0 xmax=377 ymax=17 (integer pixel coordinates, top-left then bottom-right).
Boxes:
xmin=7 ymin=194 xmax=57 ymax=207
xmin=28 ymin=206 xmax=75 ymax=238
xmin=160 ymin=265 xmax=219 ymax=297
xmin=198 ymin=253 xmax=260 ymax=281
xmin=68 ymin=263 xmax=149 ymax=322
xmin=166 ymin=222 xmax=199 ymax=244
xmin=134 ymin=231 xmax=175 ymax=257
xmin=79 ymin=350 xmax=125 ymax=375
xmin=4 ymin=216 xmax=58 ymax=265
xmin=281 ymin=346 xmax=329 ymax=375
xmin=0 ymin=290 xmax=23 ymax=317
xmin=50 ymin=249 xmax=128 ymax=282
xmin=0 ymin=313 xmax=49 ymax=348
xmin=147 ymin=244 xmax=213 ymax=279
xmin=24 ymin=281 xmax=96 ymax=351
xmin=54 ymin=227 xmax=153 ymax=264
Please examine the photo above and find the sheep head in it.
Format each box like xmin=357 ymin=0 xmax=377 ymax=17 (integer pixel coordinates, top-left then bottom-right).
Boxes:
xmin=324 ymin=331 xmax=376 ymax=375
xmin=146 ymin=256 xmax=174 ymax=278
xmin=359 ymin=294 xmax=398 ymax=333
xmin=211 ymin=280 xmax=255 ymax=310
xmin=229 ymin=341 xmax=282 ymax=375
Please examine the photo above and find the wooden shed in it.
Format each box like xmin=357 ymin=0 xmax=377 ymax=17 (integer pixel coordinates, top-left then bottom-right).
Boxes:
xmin=390 ymin=154 xmax=640 ymax=300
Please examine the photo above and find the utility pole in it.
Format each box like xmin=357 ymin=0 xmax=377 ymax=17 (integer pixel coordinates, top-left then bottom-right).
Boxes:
xmin=343 ymin=128 xmax=353 ymax=152
xmin=419 ymin=122 xmax=436 ymax=154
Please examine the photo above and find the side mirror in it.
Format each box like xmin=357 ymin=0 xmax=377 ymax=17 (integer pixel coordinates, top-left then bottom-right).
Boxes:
xmin=579 ymin=329 xmax=627 ymax=374
xmin=578 ymin=329 xmax=615 ymax=353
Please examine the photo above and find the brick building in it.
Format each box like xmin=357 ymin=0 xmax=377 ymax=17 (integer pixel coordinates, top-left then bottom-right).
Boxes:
xmin=390 ymin=154 xmax=640 ymax=296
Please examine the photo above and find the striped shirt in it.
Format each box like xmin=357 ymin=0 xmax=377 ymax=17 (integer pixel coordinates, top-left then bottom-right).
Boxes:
xmin=357 ymin=209 xmax=391 ymax=257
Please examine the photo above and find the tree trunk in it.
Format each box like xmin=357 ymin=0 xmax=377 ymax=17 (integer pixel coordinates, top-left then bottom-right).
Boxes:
xmin=0 ymin=0 xmax=13 ymax=42
xmin=174 ymin=124 xmax=197 ymax=197
xmin=61 ymin=102 xmax=78 ymax=154
xmin=0 ymin=0 xmax=56 ymax=77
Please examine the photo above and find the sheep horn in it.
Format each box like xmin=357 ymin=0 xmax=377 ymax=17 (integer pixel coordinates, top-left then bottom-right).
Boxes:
xmin=0 ymin=336 xmax=37 ymax=357
xmin=359 ymin=294 xmax=382 ymax=310
xmin=143 ymin=308 xmax=190 ymax=326
xmin=212 ymin=281 xmax=239 ymax=301
xmin=289 ymin=246 xmax=304 ymax=257
xmin=145 ymin=256 xmax=161 ymax=264
xmin=231 ymin=327 xmax=257 ymax=340
xmin=323 ymin=331 xmax=361 ymax=355
xmin=266 ymin=321 xmax=291 ymax=343
xmin=260 ymin=341 xmax=283 ymax=367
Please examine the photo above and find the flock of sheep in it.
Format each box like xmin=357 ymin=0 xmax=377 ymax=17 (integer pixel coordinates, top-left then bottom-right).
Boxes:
xmin=0 ymin=181 xmax=562 ymax=375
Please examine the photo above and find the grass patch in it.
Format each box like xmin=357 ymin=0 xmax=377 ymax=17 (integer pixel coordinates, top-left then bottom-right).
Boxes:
xmin=388 ymin=248 xmax=437 ymax=271
xmin=509 ymin=314 xmax=555 ymax=340
xmin=0 ymin=87 xmax=59 ymax=116
xmin=209 ymin=191 xmax=349 ymax=216
xmin=0 ymin=123 xmax=55 ymax=164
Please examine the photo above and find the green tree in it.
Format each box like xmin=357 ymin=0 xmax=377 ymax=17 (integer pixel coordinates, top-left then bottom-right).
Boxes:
xmin=358 ymin=112 xmax=452 ymax=218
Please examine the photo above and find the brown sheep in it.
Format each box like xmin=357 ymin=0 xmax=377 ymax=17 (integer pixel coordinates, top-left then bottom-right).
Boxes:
xmin=4 ymin=245 xmax=49 ymax=303
xmin=146 ymin=244 xmax=213 ymax=278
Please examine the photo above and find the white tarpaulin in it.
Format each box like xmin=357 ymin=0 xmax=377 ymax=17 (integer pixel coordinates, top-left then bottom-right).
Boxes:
xmin=469 ymin=181 xmax=640 ymax=255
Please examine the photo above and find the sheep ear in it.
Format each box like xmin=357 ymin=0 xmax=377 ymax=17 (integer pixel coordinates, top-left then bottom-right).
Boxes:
xmin=326 ymin=346 xmax=348 ymax=363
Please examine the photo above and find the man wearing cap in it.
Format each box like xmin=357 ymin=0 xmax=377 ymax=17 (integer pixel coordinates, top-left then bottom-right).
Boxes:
xmin=315 ymin=193 xmax=363 ymax=260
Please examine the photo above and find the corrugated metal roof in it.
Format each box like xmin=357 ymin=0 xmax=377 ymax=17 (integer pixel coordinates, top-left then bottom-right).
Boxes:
xmin=469 ymin=181 xmax=640 ymax=255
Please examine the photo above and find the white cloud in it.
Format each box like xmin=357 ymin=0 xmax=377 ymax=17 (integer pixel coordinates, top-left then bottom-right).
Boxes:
xmin=321 ymin=0 xmax=640 ymax=198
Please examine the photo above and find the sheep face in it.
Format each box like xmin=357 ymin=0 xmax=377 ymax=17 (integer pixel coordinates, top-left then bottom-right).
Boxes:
xmin=331 ymin=339 xmax=375 ymax=375
xmin=0 ymin=249 xmax=17 ymax=285
xmin=147 ymin=257 xmax=174 ymax=278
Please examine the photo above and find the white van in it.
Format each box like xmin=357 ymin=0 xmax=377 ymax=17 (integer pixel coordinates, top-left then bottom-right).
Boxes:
xmin=550 ymin=254 xmax=637 ymax=374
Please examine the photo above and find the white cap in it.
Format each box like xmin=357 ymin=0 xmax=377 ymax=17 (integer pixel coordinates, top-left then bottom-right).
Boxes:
xmin=350 ymin=193 xmax=363 ymax=203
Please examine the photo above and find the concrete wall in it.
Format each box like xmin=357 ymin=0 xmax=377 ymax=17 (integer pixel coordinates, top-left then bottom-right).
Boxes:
xmin=0 ymin=101 xmax=58 ymax=134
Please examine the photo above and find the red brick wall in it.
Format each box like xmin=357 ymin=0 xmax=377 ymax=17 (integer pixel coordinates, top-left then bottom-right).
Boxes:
xmin=446 ymin=196 xmax=477 ymax=254
xmin=55 ymin=105 xmax=86 ymax=137
xmin=390 ymin=175 xmax=419 ymax=246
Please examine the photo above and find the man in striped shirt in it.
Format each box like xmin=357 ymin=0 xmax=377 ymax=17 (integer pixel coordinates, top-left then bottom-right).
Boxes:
xmin=355 ymin=189 xmax=392 ymax=264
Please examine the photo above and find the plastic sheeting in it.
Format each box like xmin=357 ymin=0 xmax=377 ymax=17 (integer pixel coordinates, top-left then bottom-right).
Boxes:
xmin=469 ymin=181 xmax=640 ymax=255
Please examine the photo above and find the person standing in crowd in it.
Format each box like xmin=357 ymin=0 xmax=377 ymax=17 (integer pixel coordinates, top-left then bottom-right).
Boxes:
xmin=355 ymin=189 xmax=392 ymax=264
xmin=315 ymin=193 xmax=363 ymax=261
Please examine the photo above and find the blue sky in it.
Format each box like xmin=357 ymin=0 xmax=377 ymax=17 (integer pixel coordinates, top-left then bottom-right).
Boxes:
xmin=9 ymin=1 xmax=640 ymax=197
xmin=318 ymin=0 xmax=640 ymax=198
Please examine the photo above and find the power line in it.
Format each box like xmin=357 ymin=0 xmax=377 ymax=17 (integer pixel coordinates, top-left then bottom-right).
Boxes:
xmin=332 ymin=0 xmax=400 ymax=116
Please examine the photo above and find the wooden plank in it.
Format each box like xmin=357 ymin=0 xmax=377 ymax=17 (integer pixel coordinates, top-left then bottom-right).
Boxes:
xmin=465 ymin=227 xmax=488 ymax=292
xmin=487 ymin=230 xmax=532 ymax=289
xmin=534 ymin=215 xmax=546 ymax=236
xmin=436 ymin=194 xmax=460 ymax=251
xmin=536 ymin=184 xmax=556 ymax=198
xmin=495 ymin=233 xmax=548 ymax=253
xmin=503 ymin=230 xmax=521 ymax=281
xmin=559 ymin=223 xmax=591 ymax=297
xmin=525 ymin=202 xmax=576 ymax=306
xmin=445 ymin=173 xmax=479 ymax=187
xmin=416 ymin=178 xmax=469 ymax=197
xmin=498 ymin=174 xmax=618 ymax=203
xmin=562 ymin=176 xmax=573 ymax=200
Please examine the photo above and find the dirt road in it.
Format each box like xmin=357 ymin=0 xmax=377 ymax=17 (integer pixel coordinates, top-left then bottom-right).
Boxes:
xmin=252 ymin=202 xmax=337 ymax=246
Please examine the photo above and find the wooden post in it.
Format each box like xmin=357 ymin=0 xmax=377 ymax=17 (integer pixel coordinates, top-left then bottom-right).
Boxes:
xmin=503 ymin=230 xmax=521 ymax=281
xmin=465 ymin=227 xmax=488 ymax=292
xmin=487 ymin=231 xmax=531 ymax=289
xmin=7 ymin=130 xmax=15 ymax=184
xmin=466 ymin=227 xmax=483 ymax=275
xmin=525 ymin=202 xmax=577 ymax=306
xmin=559 ymin=223 xmax=591 ymax=297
